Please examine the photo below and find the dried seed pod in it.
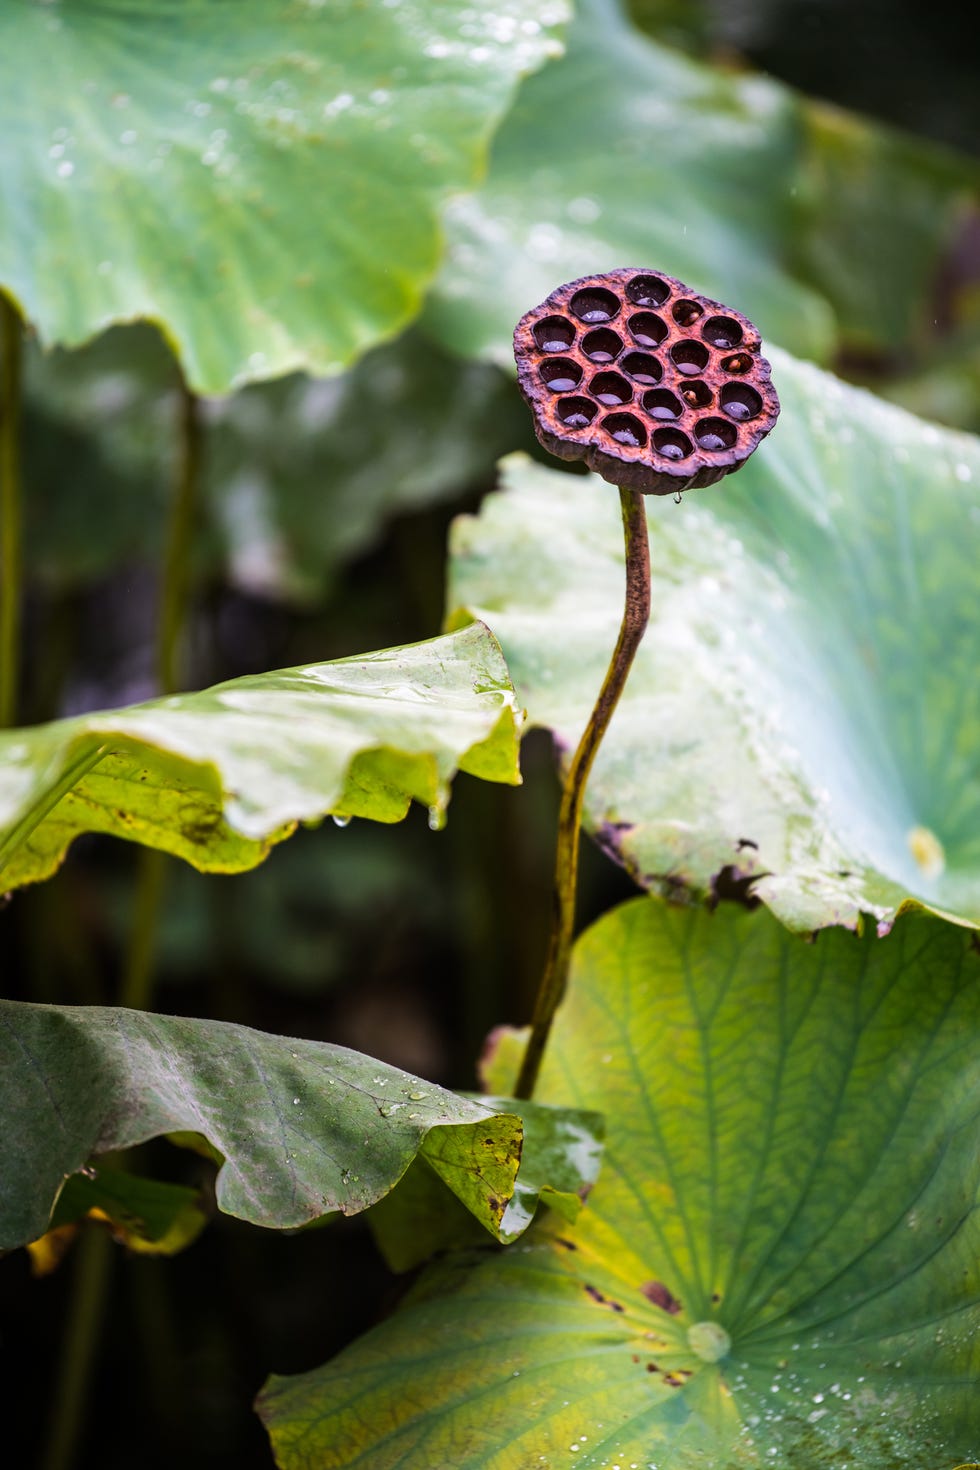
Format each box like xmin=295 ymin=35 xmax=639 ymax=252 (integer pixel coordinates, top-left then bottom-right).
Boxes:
xmin=514 ymin=268 xmax=779 ymax=494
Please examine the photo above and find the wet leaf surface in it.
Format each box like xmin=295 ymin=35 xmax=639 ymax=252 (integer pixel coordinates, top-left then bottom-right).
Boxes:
xmin=448 ymin=350 xmax=980 ymax=931
xmin=259 ymin=897 xmax=980 ymax=1468
xmin=0 ymin=623 xmax=522 ymax=890
xmin=0 ymin=0 xmax=568 ymax=391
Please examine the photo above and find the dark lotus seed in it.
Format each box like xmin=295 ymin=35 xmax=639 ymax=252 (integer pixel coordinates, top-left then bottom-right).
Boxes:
xmin=557 ymin=395 xmax=597 ymax=429
xmin=628 ymin=312 xmax=668 ymax=348
xmin=695 ymin=417 xmax=737 ymax=451
xmin=533 ymin=316 xmax=575 ymax=352
xmin=721 ymin=382 xmax=762 ymax=421
xmin=702 ymin=315 xmax=743 ymax=350
xmin=643 ymin=388 xmax=683 ymax=420
xmin=582 ymin=328 xmax=623 ymax=363
xmin=604 ymin=412 xmax=647 ymax=448
xmin=626 ymin=274 xmax=669 ymax=307
xmin=590 ymin=371 xmax=632 ymax=406
xmin=570 ymin=287 xmax=619 ymax=324
xmin=681 ymin=381 xmax=712 ymax=408
xmin=723 ymin=353 xmax=752 ymax=374
xmin=653 ymin=427 xmax=692 ymax=460
xmin=620 ymin=351 xmax=661 ymax=385
xmin=672 ymin=299 xmax=702 ymax=327
xmin=670 ymin=341 xmax=709 ymax=375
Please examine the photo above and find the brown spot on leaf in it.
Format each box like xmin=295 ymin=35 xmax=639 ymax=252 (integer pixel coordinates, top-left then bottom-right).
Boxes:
xmin=642 ymin=1281 xmax=682 ymax=1315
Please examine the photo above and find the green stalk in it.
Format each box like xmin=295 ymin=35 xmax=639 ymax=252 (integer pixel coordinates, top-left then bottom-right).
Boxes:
xmin=120 ymin=381 xmax=201 ymax=1012
xmin=39 ymin=1225 xmax=113 ymax=1470
xmin=515 ymin=486 xmax=651 ymax=1100
xmin=0 ymin=294 xmax=23 ymax=728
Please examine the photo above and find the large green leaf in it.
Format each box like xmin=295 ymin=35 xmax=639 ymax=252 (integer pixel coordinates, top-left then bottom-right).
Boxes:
xmin=448 ymin=351 xmax=980 ymax=932
xmin=368 ymin=1093 xmax=604 ymax=1271
xmin=22 ymin=322 xmax=532 ymax=600
xmin=0 ymin=998 xmax=555 ymax=1251
xmin=423 ymin=0 xmax=836 ymax=366
xmin=0 ymin=0 xmax=567 ymax=393
xmin=0 ymin=623 xmax=521 ymax=891
xmin=259 ymin=897 xmax=980 ymax=1468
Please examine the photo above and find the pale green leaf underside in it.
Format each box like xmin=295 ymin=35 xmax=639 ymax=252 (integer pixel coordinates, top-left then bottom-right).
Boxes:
xmin=448 ymin=351 xmax=980 ymax=932
xmin=0 ymin=624 xmax=522 ymax=891
xmin=424 ymin=0 xmax=834 ymax=366
xmin=259 ymin=898 xmax=980 ymax=1468
xmin=0 ymin=998 xmax=536 ymax=1250
xmin=368 ymin=1093 xmax=604 ymax=1272
xmin=0 ymin=0 xmax=567 ymax=393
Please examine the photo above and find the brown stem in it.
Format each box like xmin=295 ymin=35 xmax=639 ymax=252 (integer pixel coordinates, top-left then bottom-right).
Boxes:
xmin=515 ymin=485 xmax=651 ymax=1099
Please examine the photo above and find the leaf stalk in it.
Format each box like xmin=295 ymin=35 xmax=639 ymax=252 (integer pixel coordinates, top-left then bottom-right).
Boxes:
xmin=516 ymin=485 xmax=650 ymax=1099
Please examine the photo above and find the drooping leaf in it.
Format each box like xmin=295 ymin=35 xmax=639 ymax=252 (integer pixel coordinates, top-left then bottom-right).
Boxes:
xmin=368 ymin=1094 xmax=604 ymax=1271
xmin=28 ymin=1170 xmax=208 ymax=1271
xmin=0 ymin=999 xmax=551 ymax=1251
xmin=448 ymin=350 xmax=980 ymax=932
xmin=259 ymin=897 xmax=980 ymax=1468
xmin=22 ymin=323 xmax=533 ymax=601
xmin=0 ymin=623 xmax=522 ymax=891
xmin=0 ymin=0 xmax=568 ymax=393
xmin=423 ymin=0 xmax=836 ymax=366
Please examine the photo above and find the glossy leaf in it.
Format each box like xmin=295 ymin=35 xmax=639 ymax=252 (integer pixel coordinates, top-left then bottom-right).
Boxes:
xmin=368 ymin=1094 xmax=604 ymax=1271
xmin=0 ymin=999 xmax=539 ymax=1250
xmin=22 ymin=323 xmax=532 ymax=600
xmin=448 ymin=351 xmax=980 ymax=931
xmin=259 ymin=897 xmax=980 ymax=1468
xmin=0 ymin=623 xmax=522 ymax=890
xmin=424 ymin=0 xmax=835 ymax=366
xmin=0 ymin=0 xmax=568 ymax=392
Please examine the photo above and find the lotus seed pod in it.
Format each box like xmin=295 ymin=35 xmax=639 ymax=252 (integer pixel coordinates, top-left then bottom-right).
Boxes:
xmin=513 ymin=268 xmax=779 ymax=495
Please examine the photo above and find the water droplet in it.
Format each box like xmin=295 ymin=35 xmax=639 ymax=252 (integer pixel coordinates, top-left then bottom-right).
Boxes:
xmin=674 ymin=491 xmax=683 ymax=504
xmin=427 ymin=805 xmax=446 ymax=832
xmin=548 ymin=376 xmax=578 ymax=392
xmin=408 ymin=1091 xmax=427 ymax=1101
xmin=56 ymin=161 xmax=74 ymax=178
xmin=332 ymin=813 xmax=351 ymax=828
xmin=79 ymin=1164 xmax=98 ymax=1180
xmin=661 ymin=443 xmax=684 ymax=460
xmin=699 ymin=432 xmax=726 ymax=451
xmin=563 ymin=411 xmax=590 ymax=429
xmin=292 ymin=1097 xmax=300 ymax=1106
xmin=612 ymin=426 xmax=639 ymax=445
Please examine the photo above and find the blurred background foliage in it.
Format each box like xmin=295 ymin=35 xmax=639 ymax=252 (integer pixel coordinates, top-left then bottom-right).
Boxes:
xmin=2 ymin=0 xmax=978 ymax=1465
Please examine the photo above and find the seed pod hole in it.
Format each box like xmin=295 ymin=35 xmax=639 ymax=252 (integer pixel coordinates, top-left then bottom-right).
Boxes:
xmin=533 ymin=316 xmax=576 ymax=353
xmin=590 ymin=371 xmax=632 ymax=406
xmin=722 ymin=352 xmax=752 ymax=375
xmin=670 ymin=341 xmax=710 ymax=376
xmin=672 ymin=299 xmax=702 ymax=327
xmin=653 ymin=427 xmax=692 ymax=461
xmin=603 ymin=412 xmax=647 ymax=448
xmin=539 ymin=357 xmax=583 ymax=393
xmin=643 ymin=387 xmax=683 ymax=421
xmin=620 ymin=351 xmax=662 ymax=386
xmin=570 ymin=287 xmax=619 ymax=324
xmin=681 ymin=380 xmax=713 ymax=409
xmin=628 ymin=312 xmax=668 ymax=348
xmin=702 ymin=315 xmax=743 ymax=350
xmin=695 ymin=417 xmax=737 ymax=452
xmin=557 ymin=395 xmax=598 ymax=429
xmin=626 ymin=274 xmax=669 ymax=308
xmin=582 ymin=328 xmax=623 ymax=363
xmin=720 ymin=382 xmax=762 ymax=422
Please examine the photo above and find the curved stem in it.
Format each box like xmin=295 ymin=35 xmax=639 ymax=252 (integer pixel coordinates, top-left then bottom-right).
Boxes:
xmin=0 ymin=295 xmax=23 ymax=728
xmin=515 ymin=486 xmax=651 ymax=1099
